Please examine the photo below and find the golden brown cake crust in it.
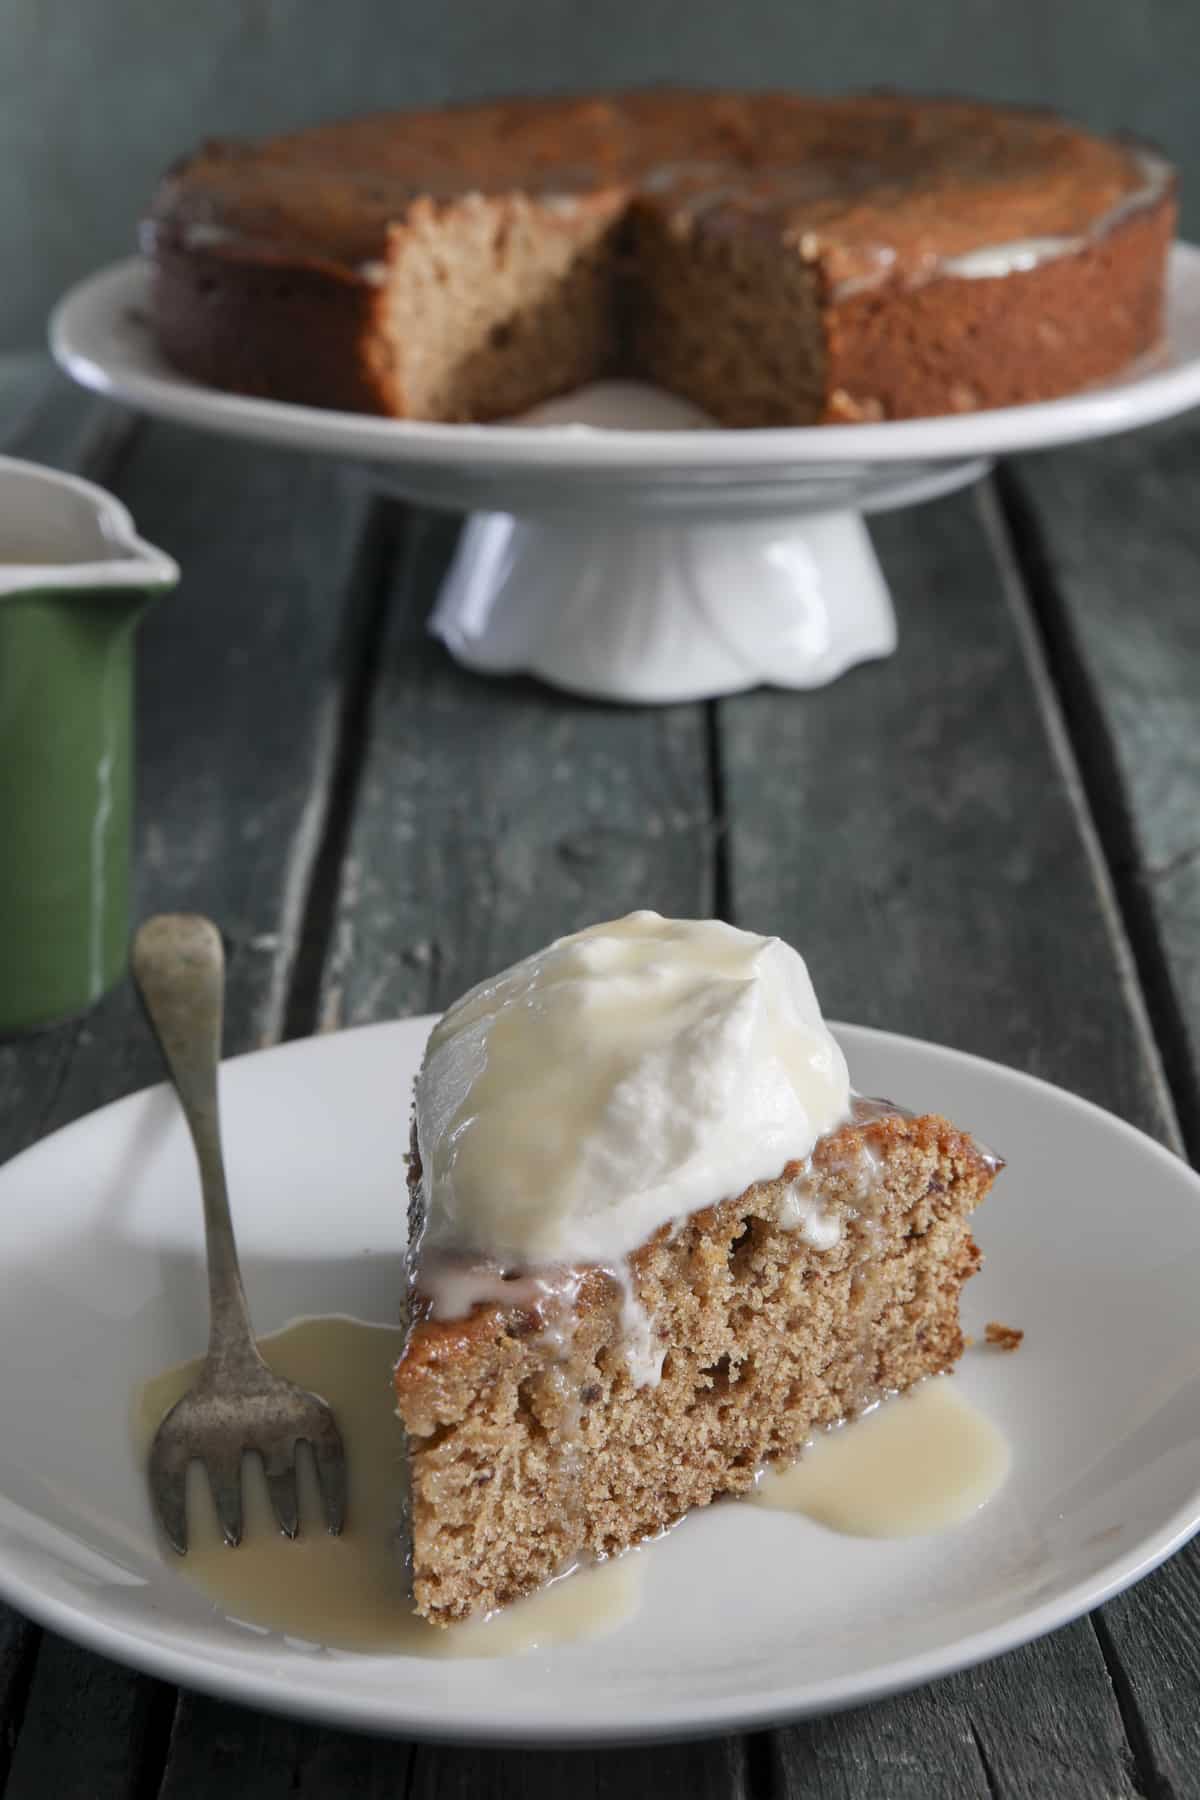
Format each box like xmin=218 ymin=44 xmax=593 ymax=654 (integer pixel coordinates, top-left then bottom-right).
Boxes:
xmin=395 ymin=1107 xmax=999 ymax=1623
xmin=145 ymin=91 xmax=1175 ymax=425
xmin=820 ymin=194 xmax=1173 ymax=422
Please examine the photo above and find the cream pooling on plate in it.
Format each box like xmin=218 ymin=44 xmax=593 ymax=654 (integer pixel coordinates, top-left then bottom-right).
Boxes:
xmin=413 ymin=911 xmax=850 ymax=1267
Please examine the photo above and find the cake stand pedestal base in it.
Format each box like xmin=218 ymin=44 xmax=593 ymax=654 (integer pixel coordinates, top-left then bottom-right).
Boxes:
xmin=430 ymin=508 xmax=899 ymax=704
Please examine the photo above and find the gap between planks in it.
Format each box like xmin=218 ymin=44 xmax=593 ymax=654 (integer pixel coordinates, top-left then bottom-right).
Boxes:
xmin=278 ymin=491 xmax=406 ymax=1041
xmin=704 ymin=698 xmax=733 ymax=925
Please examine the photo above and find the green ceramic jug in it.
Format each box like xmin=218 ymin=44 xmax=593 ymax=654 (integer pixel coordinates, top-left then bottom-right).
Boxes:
xmin=0 ymin=456 xmax=178 ymax=1033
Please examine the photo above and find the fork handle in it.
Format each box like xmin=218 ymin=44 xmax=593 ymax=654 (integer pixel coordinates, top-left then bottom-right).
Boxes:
xmin=132 ymin=914 xmax=259 ymax=1369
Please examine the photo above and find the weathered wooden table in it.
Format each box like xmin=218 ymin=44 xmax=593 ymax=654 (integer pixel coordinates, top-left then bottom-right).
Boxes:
xmin=2 ymin=350 xmax=1199 ymax=1799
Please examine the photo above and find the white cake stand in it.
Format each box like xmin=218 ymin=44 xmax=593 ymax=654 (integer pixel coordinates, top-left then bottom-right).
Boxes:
xmin=51 ymin=250 xmax=1200 ymax=703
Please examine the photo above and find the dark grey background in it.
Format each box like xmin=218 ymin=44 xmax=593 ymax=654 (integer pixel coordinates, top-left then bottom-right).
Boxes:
xmin=10 ymin=0 xmax=1198 ymax=348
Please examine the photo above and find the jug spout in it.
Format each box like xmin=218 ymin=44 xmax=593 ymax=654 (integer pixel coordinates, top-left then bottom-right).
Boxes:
xmin=0 ymin=456 xmax=178 ymax=1034
xmin=0 ymin=453 xmax=178 ymax=611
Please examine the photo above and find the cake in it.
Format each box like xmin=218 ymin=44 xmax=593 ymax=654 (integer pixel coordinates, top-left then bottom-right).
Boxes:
xmin=144 ymin=91 xmax=1175 ymax=427
xmin=393 ymin=913 xmax=1001 ymax=1623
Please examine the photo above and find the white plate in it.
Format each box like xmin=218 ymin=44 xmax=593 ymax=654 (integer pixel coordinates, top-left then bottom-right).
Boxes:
xmin=2 ymin=1018 xmax=1199 ymax=1745
xmin=49 ymin=248 xmax=1200 ymax=482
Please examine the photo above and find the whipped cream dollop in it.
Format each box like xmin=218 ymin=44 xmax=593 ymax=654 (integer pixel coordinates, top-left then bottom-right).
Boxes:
xmin=414 ymin=911 xmax=850 ymax=1267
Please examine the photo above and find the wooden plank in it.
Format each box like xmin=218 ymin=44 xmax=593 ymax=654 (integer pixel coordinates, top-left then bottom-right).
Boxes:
xmin=0 ymin=381 xmax=381 ymax=1797
xmin=719 ymin=484 xmax=1174 ymax=1135
xmin=769 ymin=1638 xmax=1145 ymax=1800
xmin=156 ymin=1696 xmax=306 ymax=1800
xmin=0 ymin=1608 xmax=33 ymax=1790
xmin=405 ymin=1738 xmax=748 ymax=1800
xmin=998 ymin=425 xmax=1200 ymax=1799
xmin=1000 ymin=419 xmax=1200 ymax=1150
xmin=3 ymin=1640 xmax=171 ymax=1800
xmin=159 ymin=1693 xmax=414 ymax=1798
xmin=767 ymin=1694 xmax=993 ymax=1800
xmin=716 ymin=480 xmax=1156 ymax=1798
xmin=319 ymin=508 xmax=717 ymax=1029
xmin=1090 ymin=1578 xmax=1200 ymax=1800
xmin=291 ymin=1729 xmax=413 ymax=1798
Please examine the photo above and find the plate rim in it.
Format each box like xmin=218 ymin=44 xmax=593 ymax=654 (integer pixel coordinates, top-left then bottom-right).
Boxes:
xmin=2 ymin=1015 xmax=1199 ymax=1745
xmin=48 ymin=248 xmax=1200 ymax=473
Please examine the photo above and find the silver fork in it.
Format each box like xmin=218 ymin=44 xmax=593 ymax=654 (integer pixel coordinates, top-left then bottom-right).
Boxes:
xmin=132 ymin=913 xmax=346 ymax=1553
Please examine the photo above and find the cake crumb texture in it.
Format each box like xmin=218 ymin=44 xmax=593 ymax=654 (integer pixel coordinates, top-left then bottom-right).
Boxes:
xmin=395 ymin=1110 xmax=997 ymax=1623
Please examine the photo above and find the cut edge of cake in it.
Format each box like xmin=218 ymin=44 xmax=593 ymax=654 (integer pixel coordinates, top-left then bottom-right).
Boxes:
xmin=394 ymin=1101 xmax=1000 ymax=1625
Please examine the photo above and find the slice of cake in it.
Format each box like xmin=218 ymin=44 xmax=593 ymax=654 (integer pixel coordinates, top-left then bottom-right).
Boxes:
xmin=394 ymin=912 xmax=1000 ymax=1623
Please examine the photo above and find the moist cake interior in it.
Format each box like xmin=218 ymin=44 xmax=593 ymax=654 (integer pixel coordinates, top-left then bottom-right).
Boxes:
xmin=397 ymin=1099 xmax=999 ymax=1623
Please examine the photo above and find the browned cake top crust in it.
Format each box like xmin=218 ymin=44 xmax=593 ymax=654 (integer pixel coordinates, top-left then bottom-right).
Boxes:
xmin=147 ymin=91 xmax=1164 ymax=295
